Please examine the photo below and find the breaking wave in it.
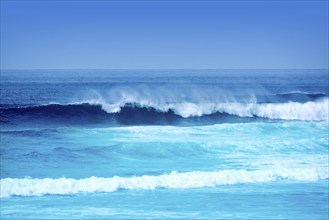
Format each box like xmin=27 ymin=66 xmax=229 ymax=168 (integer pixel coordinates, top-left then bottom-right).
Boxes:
xmin=0 ymin=98 xmax=328 ymax=125
xmin=98 ymin=98 xmax=328 ymax=120
xmin=1 ymin=167 xmax=327 ymax=198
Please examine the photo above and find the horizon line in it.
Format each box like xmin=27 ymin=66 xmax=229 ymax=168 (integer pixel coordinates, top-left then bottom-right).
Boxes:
xmin=1 ymin=68 xmax=328 ymax=71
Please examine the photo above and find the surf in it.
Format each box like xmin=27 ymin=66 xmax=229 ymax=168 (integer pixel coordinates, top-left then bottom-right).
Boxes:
xmin=1 ymin=167 xmax=327 ymax=198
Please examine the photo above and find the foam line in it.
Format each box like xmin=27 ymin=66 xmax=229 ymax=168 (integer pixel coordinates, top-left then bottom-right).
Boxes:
xmin=1 ymin=167 xmax=327 ymax=198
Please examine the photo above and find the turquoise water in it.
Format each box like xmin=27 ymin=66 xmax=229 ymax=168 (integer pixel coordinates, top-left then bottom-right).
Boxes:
xmin=1 ymin=69 xmax=328 ymax=219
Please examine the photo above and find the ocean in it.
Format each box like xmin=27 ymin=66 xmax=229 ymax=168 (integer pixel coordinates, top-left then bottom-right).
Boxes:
xmin=0 ymin=69 xmax=328 ymax=219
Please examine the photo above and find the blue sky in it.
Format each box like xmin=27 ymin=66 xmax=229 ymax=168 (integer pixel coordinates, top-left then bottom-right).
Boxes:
xmin=1 ymin=0 xmax=328 ymax=69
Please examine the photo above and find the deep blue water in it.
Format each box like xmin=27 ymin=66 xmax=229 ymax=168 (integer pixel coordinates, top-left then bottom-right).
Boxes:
xmin=0 ymin=69 xmax=328 ymax=219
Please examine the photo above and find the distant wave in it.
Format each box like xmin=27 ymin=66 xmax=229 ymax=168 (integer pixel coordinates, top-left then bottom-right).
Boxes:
xmin=1 ymin=98 xmax=328 ymax=125
xmin=276 ymin=91 xmax=327 ymax=102
xmin=1 ymin=167 xmax=327 ymax=198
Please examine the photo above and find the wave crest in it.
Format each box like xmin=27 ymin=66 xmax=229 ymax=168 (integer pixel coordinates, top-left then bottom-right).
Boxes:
xmin=92 ymin=98 xmax=329 ymax=120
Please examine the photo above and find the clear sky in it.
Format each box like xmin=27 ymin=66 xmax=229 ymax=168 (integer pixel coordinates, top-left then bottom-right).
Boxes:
xmin=1 ymin=0 xmax=328 ymax=69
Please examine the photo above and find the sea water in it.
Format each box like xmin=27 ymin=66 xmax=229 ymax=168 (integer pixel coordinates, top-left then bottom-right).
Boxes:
xmin=0 ymin=69 xmax=328 ymax=219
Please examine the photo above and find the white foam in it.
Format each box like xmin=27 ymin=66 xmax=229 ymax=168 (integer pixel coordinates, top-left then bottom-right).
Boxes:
xmin=1 ymin=167 xmax=327 ymax=198
xmin=169 ymin=99 xmax=329 ymax=120
xmin=253 ymin=99 xmax=329 ymax=121
xmin=76 ymin=97 xmax=329 ymax=121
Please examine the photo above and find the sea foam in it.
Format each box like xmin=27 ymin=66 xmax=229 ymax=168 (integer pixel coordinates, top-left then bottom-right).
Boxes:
xmin=1 ymin=167 xmax=327 ymax=198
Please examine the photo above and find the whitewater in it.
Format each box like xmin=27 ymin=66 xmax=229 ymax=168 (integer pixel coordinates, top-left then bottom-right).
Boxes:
xmin=2 ymin=167 xmax=328 ymax=198
xmin=76 ymin=97 xmax=329 ymax=120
